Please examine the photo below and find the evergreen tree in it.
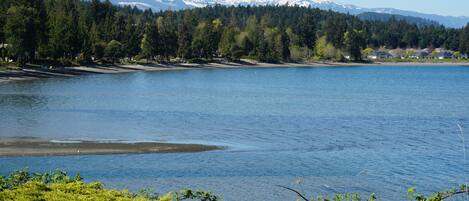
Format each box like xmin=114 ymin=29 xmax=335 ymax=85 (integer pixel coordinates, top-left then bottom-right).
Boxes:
xmin=177 ymin=12 xmax=195 ymax=60
xmin=157 ymin=14 xmax=177 ymax=61
xmin=278 ymin=29 xmax=291 ymax=61
xmin=344 ymin=29 xmax=366 ymax=61
xmin=4 ymin=6 xmax=38 ymax=65
xmin=297 ymin=14 xmax=316 ymax=56
xmin=104 ymin=40 xmax=123 ymax=62
xmin=210 ymin=19 xmax=223 ymax=57
xmin=218 ymin=26 xmax=237 ymax=59
xmin=263 ymin=28 xmax=281 ymax=63
xmin=122 ymin=13 xmax=141 ymax=60
xmin=89 ymin=0 xmax=102 ymax=23
xmin=111 ymin=12 xmax=127 ymax=42
xmin=140 ymin=33 xmax=153 ymax=61
xmin=0 ymin=2 xmax=6 ymax=45
xmin=257 ymin=29 xmax=268 ymax=62
xmin=139 ymin=22 xmax=158 ymax=61
xmin=230 ymin=44 xmax=243 ymax=61
xmin=239 ymin=34 xmax=253 ymax=56
xmin=93 ymin=42 xmax=106 ymax=61
xmin=47 ymin=0 xmax=82 ymax=59
xmin=245 ymin=16 xmax=260 ymax=56
xmin=445 ymin=29 xmax=460 ymax=51
xmin=148 ymin=22 xmax=160 ymax=58
xmin=324 ymin=15 xmax=347 ymax=49
xmin=460 ymin=24 xmax=469 ymax=54
xmin=100 ymin=0 xmax=115 ymax=42
xmin=191 ymin=22 xmax=215 ymax=59
xmin=77 ymin=11 xmax=92 ymax=63
xmin=402 ymin=24 xmax=420 ymax=48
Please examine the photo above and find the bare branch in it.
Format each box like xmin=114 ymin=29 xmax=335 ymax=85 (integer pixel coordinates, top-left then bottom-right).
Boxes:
xmin=277 ymin=185 xmax=310 ymax=201
xmin=441 ymin=190 xmax=469 ymax=200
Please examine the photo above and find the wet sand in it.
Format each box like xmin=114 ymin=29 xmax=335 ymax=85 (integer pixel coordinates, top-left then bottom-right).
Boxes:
xmin=0 ymin=138 xmax=220 ymax=157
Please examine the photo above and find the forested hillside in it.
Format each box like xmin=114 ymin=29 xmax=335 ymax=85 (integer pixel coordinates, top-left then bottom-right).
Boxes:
xmin=1 ymin=0 xmax=469 ymax=65
xmin=357 ymin=12 xmax=439 ymax=27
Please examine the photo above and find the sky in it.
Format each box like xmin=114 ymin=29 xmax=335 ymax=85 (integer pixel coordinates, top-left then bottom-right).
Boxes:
xmin=335 ymin=0 xmax=469 ymax=17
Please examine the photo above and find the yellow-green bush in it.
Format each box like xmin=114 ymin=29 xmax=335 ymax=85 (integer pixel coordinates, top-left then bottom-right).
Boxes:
xmin=0 ymin=169 xmax=219 ymax=201
xmin=0 ymin=180 xmax=155 ymax=201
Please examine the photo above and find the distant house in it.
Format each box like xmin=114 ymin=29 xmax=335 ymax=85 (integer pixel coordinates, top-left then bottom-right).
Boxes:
xmin=388 ymin=49 xmax=405 ymax=59
xmin=412 ymin=50 xmax=430 ymax=59
xmin=461 ymin=54 xmax=468 ymax=59
xmin=438 ymin=51 xmax=454 ymax=59
xmin=368 ymin=50 xmax=392 ymax=60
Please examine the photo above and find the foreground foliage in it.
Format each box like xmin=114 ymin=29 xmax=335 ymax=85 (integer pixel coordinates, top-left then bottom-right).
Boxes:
xmin=0 ymin=169 xmax=219 ymax=201
xmin=0 ymin=169 xmax=467 ymax=200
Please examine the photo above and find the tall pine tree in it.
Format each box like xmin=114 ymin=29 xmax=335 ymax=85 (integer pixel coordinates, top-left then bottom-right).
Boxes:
xmin=177 ymin=12 xmax=195 ymax=60
xmin=460 ymin=24 xmax=469 ymax=55
xmin=344 ymin=29 xmax=366 ymax=61
xmin=4 ymin=6 xmax=38 ymax=65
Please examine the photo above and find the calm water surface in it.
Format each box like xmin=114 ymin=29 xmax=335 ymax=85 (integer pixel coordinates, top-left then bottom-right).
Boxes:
xmin=1 ymin=66 xmax=469 ymax=200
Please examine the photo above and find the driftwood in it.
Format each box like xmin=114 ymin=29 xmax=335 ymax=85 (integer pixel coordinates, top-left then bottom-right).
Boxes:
xmin=278 ymin=185 xmax=469 ymax=201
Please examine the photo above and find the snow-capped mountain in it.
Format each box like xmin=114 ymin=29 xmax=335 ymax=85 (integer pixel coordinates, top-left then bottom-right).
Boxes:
xmin=111 ymin=0 xmax=469 ymax=28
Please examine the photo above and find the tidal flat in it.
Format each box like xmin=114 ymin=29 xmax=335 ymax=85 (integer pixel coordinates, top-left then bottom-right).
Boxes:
xmin=0 ymin=137 xmax=220 ymax=157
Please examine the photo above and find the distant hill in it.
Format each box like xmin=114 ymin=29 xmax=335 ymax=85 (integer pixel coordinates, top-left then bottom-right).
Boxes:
xmin=111 ymin=0 xmax=469 ymax=28
xmin=357 ymin=12 xmax=440 ymax=27
xmin=363 ymin=7 xmax=469 ymax=28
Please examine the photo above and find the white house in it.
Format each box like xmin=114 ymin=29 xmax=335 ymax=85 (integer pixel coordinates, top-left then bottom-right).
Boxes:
xmin=412 ymin=50 xmax=430 ymax=59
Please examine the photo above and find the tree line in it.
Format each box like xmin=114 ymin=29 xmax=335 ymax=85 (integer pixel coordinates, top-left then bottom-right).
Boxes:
xmin=1 ymin=0 xmax=469 ymax=66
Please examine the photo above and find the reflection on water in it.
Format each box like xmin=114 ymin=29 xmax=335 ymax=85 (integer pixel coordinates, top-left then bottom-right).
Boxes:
xmin=0 ymin=94 xmax=47 ymax=108
xmin=1 ymin=66 xmax=469 ymax=200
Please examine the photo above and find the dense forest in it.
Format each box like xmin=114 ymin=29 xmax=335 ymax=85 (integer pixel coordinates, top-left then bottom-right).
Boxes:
xmin=1 ymin=0 xmax=469 ymax=66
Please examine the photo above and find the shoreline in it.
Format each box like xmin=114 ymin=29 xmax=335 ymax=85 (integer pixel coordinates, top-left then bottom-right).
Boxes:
xmin=0 ymin=137 xmax=220 ymax=157
xmin=0 ymin=61 xmax=468 ymax=84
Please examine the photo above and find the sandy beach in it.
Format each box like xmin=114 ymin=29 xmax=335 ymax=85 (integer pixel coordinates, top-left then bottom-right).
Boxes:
xmin=0 ymin=61 xmax=330 ymax=83
xmin=0 ymin=137 xmax=220 ymax=157
xmin=1 ymin=61 xmax=467 ymax=84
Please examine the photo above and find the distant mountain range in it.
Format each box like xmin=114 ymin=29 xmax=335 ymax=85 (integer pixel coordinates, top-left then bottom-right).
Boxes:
xmin=111 ymin=0 xmax=469 ymax=28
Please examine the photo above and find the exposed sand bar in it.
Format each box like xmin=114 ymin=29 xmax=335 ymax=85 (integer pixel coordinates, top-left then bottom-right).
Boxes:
xmin=0 ymin=138 xmax=220 ymax=157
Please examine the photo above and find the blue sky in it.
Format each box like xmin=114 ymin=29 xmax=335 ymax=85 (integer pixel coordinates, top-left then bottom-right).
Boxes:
xmin=335 ymin=0 xmax=469 ymax=17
